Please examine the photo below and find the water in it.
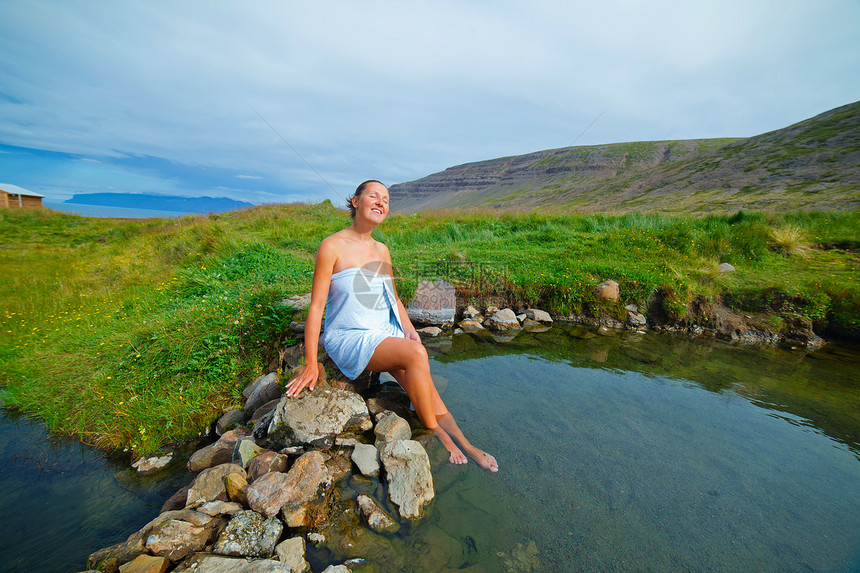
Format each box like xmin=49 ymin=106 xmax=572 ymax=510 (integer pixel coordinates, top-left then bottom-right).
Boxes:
xmin=1 ymin=328 xmax=858 ymax=572
xmin=44 ymin=202 xmax=189 ymax=219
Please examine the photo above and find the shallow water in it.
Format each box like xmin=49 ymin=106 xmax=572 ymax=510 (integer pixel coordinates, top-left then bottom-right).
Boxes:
xmin=2 ymin=328 xmax=859 ymax=572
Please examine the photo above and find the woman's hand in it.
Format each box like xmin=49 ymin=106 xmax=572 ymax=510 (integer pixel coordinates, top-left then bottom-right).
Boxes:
xmin=284 ymin=362 xmax=319 ymax=397
xmin=405 ymin=329 xmax=421 ymax=343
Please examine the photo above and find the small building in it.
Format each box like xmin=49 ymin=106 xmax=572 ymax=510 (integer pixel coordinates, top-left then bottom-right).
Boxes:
xmin=1 ymin=184 xmax=44 ymax=209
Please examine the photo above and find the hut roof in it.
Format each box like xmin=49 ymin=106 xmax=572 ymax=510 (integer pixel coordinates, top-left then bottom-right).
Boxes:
xmin=0 ymin=183 xmax=45 ymax=198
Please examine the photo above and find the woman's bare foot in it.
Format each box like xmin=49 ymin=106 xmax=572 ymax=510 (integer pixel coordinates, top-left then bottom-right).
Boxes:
xmin=434 ymin=427 xmax=467 ymax=464
xmin=465 ymin=446 xmax=499 ymax=472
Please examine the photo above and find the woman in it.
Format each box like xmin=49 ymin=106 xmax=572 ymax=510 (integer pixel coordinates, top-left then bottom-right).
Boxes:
xmin=286 ymin=180 xmax=498 ymax=472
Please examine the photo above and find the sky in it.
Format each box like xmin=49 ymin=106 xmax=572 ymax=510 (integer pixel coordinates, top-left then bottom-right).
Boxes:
xmin=1 ymin=0 xmax=858 ymax=206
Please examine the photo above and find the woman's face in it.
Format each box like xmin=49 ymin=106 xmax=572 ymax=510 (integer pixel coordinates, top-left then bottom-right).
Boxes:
xmin=353 ymin=182 xmax=389 ymax=224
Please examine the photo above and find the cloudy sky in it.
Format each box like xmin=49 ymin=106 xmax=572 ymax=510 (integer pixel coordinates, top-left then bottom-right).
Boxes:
xmin=1 ymin=1 xmax=858 ymax=206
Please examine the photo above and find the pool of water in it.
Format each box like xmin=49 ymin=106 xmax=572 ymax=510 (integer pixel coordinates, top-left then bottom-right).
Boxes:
xmin=2 ymin=327 xmax=859 ymax=572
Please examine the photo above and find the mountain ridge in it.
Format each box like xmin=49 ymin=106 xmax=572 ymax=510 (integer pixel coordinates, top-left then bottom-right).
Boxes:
xmin=389 ymin=101 xmax=860 ymax=213
xmin=65 ymin=192 xmax=253 ymax=214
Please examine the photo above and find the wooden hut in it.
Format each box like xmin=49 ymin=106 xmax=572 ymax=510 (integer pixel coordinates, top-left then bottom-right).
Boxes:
xmin=1 ymin=184 xmax=44 ymax=209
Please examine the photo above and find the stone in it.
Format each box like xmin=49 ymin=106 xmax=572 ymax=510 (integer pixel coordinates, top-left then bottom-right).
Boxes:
xmin=374 ymin=411 xmax=412 ymax=445
xmin=521 ymin=318 xmax=550 ymax=332
xmin=526 ymin=308 xmax=553 ymax=323
xmin=248 ymin=450 xmax=289 ymax=481
xmin=132 ymin=452 xmax=173 ymax=475
xmin=186 ymin=554 xmax=301 ymax=572
xmin=188 ymin=427 xmax=251 ymax=472
xmin=595 ymin=279 xmax=620 ymax=302
xmin=216 ymin=409 xmax=247 ymax=435
xmin=462 ymin=305 xmax=482 ymax=319
xmin=307 ymin=533 xmax=325 ymax=544
xmin=718 ymin=262 xmax=736 ymax=272
xmin=250 ymin=398 xmax=281 ymax=425
xmin=145 ymin=519 xmax=209 ymax=562
xmin=485 ymin=305 xmax=499 ymax=315
xmin=275 ymin=537 xmax=311 ymax=572
xmin=118 ymin=554 xmax=170 ymax=573
xmin=406 ymin=280 xmax=456 ymax=327
xmin=356 ymin=494 xmax=399 ymax=533
xmin=267 ymin=387 xmax=372 ymax=449
xmin=457 ymin=318 xmax=486 ymax=332
xmin=214 ymin=510 xmax=283 ymax=558
xmin=160 ymin=485 xmax=190 ymax=512
xmin=351 ymin=443 xmax=380 ymax=477
xmin=322 ymin=450 xmax=352 ymax=482
xmin=198 ymin=500 xmax=244 ymax=517
xmin=322 ymin=566 xmax=351 ymax=573
xmin=247 ymin=451 xmax=332 ymax=525
xmin=281 ymin=292 xmax=312 ymax=309
xmin=233 ymin=437 xmax=265 ymax=468
xmin=516 ymin=313 xmax=526 ymax=322
xmin=289 ymin=321 xmax=305 ymax=333
xmin=244 ymin=372 xmax=282 ymax=414
xmin=379 ymin=440 xmax=434 ymax=519
xmin=186 ymin=463 xmax=246 ymax=507
xmin=416 ymin=326 xmax=443 ymax=337
xmin=627 ymin=310 xmax=647 ymax=328
xmin=224 ymin=472 xmax=249 ymax=506
xmin=485 ymin=308 xmax=522 ymax=331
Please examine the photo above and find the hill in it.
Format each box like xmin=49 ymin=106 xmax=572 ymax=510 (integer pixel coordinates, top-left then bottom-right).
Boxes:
xmin=65 ymin=192 xmax=253 ymax=213
xmin=389 ymin=101 xmax=860 ymax=213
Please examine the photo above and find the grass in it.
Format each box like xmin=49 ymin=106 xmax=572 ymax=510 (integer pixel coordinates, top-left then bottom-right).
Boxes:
xmin=1 ymin=205 xmax=858 ymax=456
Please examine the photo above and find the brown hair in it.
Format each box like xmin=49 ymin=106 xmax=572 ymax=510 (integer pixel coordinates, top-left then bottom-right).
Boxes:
xmin=347 ymin=179 xmax=385 ymax=219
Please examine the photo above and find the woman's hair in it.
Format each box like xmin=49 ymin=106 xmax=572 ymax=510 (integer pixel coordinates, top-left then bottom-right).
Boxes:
xmin=347 ymin=179 xmax=385 ymax=219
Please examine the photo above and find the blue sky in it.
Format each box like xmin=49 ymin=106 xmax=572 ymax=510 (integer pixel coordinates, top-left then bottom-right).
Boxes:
xmin=1 ymin=1 xmax=858 ymax=206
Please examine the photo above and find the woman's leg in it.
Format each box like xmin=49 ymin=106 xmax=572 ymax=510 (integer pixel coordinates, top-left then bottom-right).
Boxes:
xmin=367 ymin=337 xmax=498 ymax=471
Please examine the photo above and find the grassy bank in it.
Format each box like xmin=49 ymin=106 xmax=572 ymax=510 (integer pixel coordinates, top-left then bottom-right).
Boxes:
xmin=1 ymin=204 xmax=857 ymax=456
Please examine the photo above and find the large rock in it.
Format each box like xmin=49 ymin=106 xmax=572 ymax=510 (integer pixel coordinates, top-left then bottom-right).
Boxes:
xmin=406 ymin=280 xmax=456 ymax=327
xmin=186 ymin=463 xmax=246 ymax=507
xmin=214 ymin=510 xmax=283 ymax=558
xmin=118 ymin=554 xmax=170 ymax=573
xmin=374 ymin=411 xmax=411 ymax=445
xmin=247 ymin=450 xmax=288 ymax=481
xmin=233 ymin=437 xmax=265 ymax=468
xmin=132 ymin=452 xmax=173 ymax=475
xmin=186 ymin=555 xmax=304 ymax=572
xmin=484 ymin=308 xmax=522 ymax=331
xmin=275 ymin=537 xmax=311 ymax=572
xmin=247 ymin=451 xmax=332 ymax=526
xmin=244 ymin=372 xmax=283 ymax=414
xmin=216 ymin=409 xmax=247 ymax=435
xmin=145 ymin=519 xmax=210 ymax=562
xmin=379 ymin=440 xmax=434 ymax=519
xmin=188 ymin=427 xmax=251 ymax=472
xmin=525 ymin=308 xmax=552 ymax=323
xmin=356 ymin=494 xmax=399 ymax=533
xmin=267 ymin=388 xmax=372 ymax=449
xmin=457 ymin=318 xmax=486 ymax=332
xmin=595 ymin=279 xmax=619 ymax=302
xmin=351 ymin=443 xmax=380 ymax=478
xmin=224 ymin=472 xmax=249 ymax=506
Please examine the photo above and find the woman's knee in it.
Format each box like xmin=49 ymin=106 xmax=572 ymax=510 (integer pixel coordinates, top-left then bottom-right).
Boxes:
xmin=405 ymin=340 xmax=429 ymax=365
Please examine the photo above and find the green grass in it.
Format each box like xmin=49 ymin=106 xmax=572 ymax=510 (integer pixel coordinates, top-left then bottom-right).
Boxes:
xmin=1 ymin=205 xmax=858 ymax=456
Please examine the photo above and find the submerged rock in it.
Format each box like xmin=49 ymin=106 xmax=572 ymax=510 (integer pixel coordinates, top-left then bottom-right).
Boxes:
xmin=356 ymin=494 xmax=399 ymax=533
xmin=267 ymin=387 xmax=372 ymax=448
xmin=214 ymin=510 xmax=283 ymax=558
xmin=379 ymin=439 xmax=434 ymax=519
xmin=132 ymin=452 xmax=173 ymax=475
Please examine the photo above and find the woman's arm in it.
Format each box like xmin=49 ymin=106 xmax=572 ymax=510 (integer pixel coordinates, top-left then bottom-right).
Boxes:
xmin=285 ymin=239 xmax=337 ymax=397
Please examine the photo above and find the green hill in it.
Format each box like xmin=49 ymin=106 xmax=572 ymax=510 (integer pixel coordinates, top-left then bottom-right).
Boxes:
xmin=389 ymin=101 xmax=860 ymax=213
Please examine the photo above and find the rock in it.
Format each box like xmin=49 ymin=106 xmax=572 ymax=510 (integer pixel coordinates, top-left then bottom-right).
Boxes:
xmin=185 ymin=554 xmax=301 ymax=572
xmin=596 ymin=325 xmax=615 ymax=336
xmin=145 ymin=519 xmax=209 ymax=562
xmin=365 ymin=392 xmax=412 ymax=419
xmin=374 ymin=411 xmax=412 ymax=445
xmin=351 ymin=443 xmax=380 ymax=477
xmin=247 ymin=450 xmax=289 ymax=481
xmin=249 ymin=399 xmax=281 ymax=425
xmin=281 ymin=292 xmax=312 ymax=308
xmin=118 ymin=554 xmax=170 ymax=573
xmin=247 ymin=451 xmax=332 ymax=526
xmin=267 ymin=387 xmax=372 ymax=449
xmin=485 ymin=308 xmax=522 ymax=331
xmin=289 ymin=321 xmax=305 ymax=333
xmin=321 ymin=566 xmax=350 ymax=573
xmin=462 ymin=305 xmax=482 ymax=319
xmin=416 ymin=326 xmax=443 ymax=337
xmin=627 ymin=310 xmax=647 ymax=328
xmin=224 ymin=472 xmax=249 ymax=506
xmin=188 ymin=427 xmax=251 ymax=472
xmin=244 ymin=372 xmax=283 ymax=414
xmin=516 ymin=313 xmax=526 ymax=322
xmin=356 ymin=494 xmax=399 ymax=533
xmin=595 ymin=279 xmax=619 ymax=302
xmin=233 ymin=437 xmax=265 ymax=468
xmin=457 ymin=318 xmax=486 ymax=332
xmin=214 ymin=510 xmax=283 ymax=558
xmin=275 ymin=537 xmax=311 ymax=572
xmin=198 ymin=500 xmax=244 ymax=517
xmin=485 ymin=305 xmax=499 ymax=315
xmin=322 ymin=450 xmax=352 ymax=482
xmin=379 ymin=440 xmax=434 ymax=519
xmin=718 ymin=262 xmax=736 ymax=273
xmin=216 ymin=409 xmax=247 ymax=436
xmin=526 ymin=308 xmax=552 ymax=323
xmin=186 ymin=463 xmax=246 ymax=507
xmin=521 ymin=318 xmax=550 ymax=332
xmin=307 ymin=532 xmax=325 ymax=544
xmin=406 ymin=280 xmax=456 ymax=327
xmin=132 ymin=452 xmax=173 ymax=475
xmin=160 ymin=485 xmax=190 ymax=512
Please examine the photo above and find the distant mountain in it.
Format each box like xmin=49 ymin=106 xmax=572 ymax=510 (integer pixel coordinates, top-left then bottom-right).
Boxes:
xmin=389 ymin=101 xmax=860 ymax=213
xmin=65 ymin=193 xmax=253 ymax=213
